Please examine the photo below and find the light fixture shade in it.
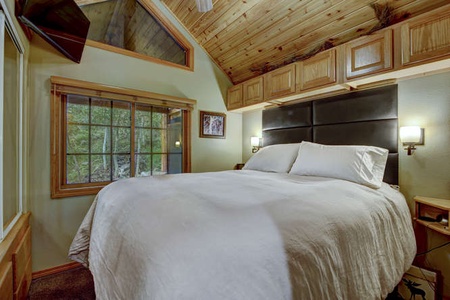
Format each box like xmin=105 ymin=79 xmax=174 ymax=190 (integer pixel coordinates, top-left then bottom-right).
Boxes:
xmin=195 ymin=0 xmax=213 ymax=12
xmin=251 ymin=136 xmax=260 ymax=147
xmin=400 ymin=126 xmax=421 ymax=143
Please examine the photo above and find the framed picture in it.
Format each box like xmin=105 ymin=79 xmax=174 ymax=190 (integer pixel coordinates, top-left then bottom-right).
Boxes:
xmin=199 ymin=111 xmax=226 ymax=139
xmin=397 ymin=265 xmax=441 ymax=300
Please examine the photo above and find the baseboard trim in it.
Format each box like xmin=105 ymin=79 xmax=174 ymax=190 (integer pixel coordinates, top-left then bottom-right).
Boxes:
xmin=32 ymin=262 xmax=82 ymax=279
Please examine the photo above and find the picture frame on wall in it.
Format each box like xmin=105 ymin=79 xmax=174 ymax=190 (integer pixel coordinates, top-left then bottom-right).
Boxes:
xmin=199 ymin=111 xmax=226 ymax=139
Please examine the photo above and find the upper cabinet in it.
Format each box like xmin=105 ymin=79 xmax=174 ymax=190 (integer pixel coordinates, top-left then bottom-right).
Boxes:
xmin=345 ymin=30 xmax=393 ymax=80
xmin=226 ymin=5 xmax=450 ymax=111
xmin=264 ymin=64 xmax=296 ymax=100
xmin=297 ymin=48 xmax=337 ymax=91
xmin=401 ymin=10 xmax=450 ymax=66
xmin=227 ymin=84 xmax=243 ymax=110
xmin=243 ymin=77 xmax=264 ymax=106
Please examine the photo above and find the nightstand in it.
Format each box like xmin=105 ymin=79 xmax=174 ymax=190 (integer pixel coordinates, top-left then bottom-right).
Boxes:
xmin=234 ymin=163 xmax=245 ymax=170
xmin=414 ymin=196 xmax=450 ymax=236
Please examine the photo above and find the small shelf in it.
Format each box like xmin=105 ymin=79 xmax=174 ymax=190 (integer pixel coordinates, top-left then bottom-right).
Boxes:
xmin=414 ymin=196 xmax=450 ymax=236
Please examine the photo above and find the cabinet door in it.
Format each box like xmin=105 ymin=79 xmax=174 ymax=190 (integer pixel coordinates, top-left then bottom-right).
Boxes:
xmin=345 ymin=30 xmax=392 ymax=80
xmin=243 ymin=77 xmax=264 ymax=106
xmin=264 ymin=64 xmax=296 ymax=100
xmin=0 ymin=263 xmax=13 ymax=300
xmin=227 ymin=84 xmax=243 ymax=110
xmin=298 ymin=49 xmax=336 ymax=91
xmin=401 ymin=11 xmax=450 ymax=65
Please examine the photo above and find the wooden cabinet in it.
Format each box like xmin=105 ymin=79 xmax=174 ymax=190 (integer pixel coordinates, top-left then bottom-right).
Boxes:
xmin=227 ymin=84 xmax=243 ymax=110
xmin=0 ymin=263 xmax=13 ymax=300
xmin=297 ymin=48 xmax=337 ymax=91
xmin=264 ymin=64 xmax=296 ymax=100
xmin=345 ymin=30 xmax=393 ymax=80
xmin=0 ymin=213 xmax=31 ymax=300
xmin=243 ymin=77 xmax=264 ymax=106
xmin=12 ymin=228 xmax=31 ymax=300
xmin=401 ymin=10 xmax=450 ymax=66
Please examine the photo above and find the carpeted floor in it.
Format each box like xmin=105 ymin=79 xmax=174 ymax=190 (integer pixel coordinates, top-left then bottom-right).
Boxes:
xmin=27 ymin=266 xmax=95 ymax=300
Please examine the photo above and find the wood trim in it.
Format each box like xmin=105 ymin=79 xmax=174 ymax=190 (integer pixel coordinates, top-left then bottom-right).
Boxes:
xmin=0 ymin=213 xmax=31 ymax=269
xmin=84 ymin=0 xmax=195 ymax=72
xmin=31 ymin=262 xmax=83 ymax=280
xmin=138 ymin=0 xmax=194 ymax=71
xmin=51 ymin=79 xmax=193 ymax=198
xmin=50 ymin=76 xmax=197 ymax=109
xmin=182 ymin=110 xmax=191 ymax=173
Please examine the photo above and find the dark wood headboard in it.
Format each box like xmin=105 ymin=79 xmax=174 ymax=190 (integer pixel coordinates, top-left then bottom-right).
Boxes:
xmin=262 ymin=85 xmax=398 ymax=185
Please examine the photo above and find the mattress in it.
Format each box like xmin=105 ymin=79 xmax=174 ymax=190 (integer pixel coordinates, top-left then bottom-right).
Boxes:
xmin=69 ymin=170 xmax=416 ymax=300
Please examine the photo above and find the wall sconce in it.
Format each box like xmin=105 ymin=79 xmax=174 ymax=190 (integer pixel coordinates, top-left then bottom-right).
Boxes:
xmin=175 ymin=140 xmax=181 ymax=148
xmin=400 ymin=126 xmax=424 ymax=155
xmin=251 ymin=136 xmax=262 ymax=153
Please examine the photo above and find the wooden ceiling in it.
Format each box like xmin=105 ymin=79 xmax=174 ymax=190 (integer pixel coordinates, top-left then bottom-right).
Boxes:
xmin=161 ymin=0 xmax=449 ymax=84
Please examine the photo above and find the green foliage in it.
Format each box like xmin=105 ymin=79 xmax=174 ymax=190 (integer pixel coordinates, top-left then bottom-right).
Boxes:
xmin=65 ymin=96 xmax=179 ymax=184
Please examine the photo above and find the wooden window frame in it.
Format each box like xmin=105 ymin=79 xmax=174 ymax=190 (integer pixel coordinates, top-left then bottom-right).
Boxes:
xmin=85 ymin=0 xmax=195 ymax=72
xmin=50 ymin=76 xmax=195 ymax=199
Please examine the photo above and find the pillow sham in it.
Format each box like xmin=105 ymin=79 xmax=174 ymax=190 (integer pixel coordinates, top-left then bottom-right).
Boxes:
xmin=289 ymin=142 xmax=388 ymax=188
xmin=243 ymin=143 xmax=300 ymax=173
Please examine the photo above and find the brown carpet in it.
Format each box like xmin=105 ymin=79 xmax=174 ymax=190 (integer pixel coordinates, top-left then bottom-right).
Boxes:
xmin=27 ymin=266 xmax=95 ymax=300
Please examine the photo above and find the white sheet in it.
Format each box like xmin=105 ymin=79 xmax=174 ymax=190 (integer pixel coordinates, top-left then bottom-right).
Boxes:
xmin=69 ymin=170 xmax=416 ymax=300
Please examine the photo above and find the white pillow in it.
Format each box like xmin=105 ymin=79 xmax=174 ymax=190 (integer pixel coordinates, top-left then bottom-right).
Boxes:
xmin=289 ymin=142 xmax=388 ymax=188
xmin=243 ymin=143 xmax=300 ymax=173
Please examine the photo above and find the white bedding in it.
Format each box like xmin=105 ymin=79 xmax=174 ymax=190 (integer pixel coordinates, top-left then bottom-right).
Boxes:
xmin=69 ymin=170 xmax=416 ymax=300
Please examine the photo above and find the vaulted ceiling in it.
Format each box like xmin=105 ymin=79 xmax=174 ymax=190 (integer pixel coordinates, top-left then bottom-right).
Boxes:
xmin=74 ymin=0 xmax=450 ymax=84
xmin=161 ymin=0 xmax=449 ymax=84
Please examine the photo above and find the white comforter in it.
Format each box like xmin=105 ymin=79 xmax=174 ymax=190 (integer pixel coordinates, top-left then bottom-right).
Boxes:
xmin=69 ymin=170 xmax=416 ymax=300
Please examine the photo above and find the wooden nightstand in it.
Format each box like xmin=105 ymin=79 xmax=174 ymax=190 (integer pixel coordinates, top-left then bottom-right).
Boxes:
xmin=414 ymin=196 xmax=450 ymax=236
xmin=234 ymin=163 xmax=245 ymax=170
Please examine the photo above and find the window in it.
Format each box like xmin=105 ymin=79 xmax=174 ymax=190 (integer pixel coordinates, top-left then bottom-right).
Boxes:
xmin=51 ymin=77 xmax=194 ymax=198
xmin=0 ymin=5 xmax=25 ymax=240
xmin=79 ymin=0 xmax=194 ymax=71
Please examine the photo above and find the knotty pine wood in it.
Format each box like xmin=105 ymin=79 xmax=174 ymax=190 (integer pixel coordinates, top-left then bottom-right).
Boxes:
xmin=345 ymin=29 xmax=393 ymax=80
xmin=161 ymin=0 xmax=449 ymax=84
xmin=0 ymin=213 xmax=31 ymax=300
xmin=401 ymin=9 xmax=450 ymax=66
xmin=243 ymin=77 xmax=264 ymax=106
xmin=297 ymin=48 xmax=337 ymax=91
xmin=264 ymin=64 xmax=296 ymax=100
xmin=0 ymin=262 xmax=13 ymax=300
xmin=227 ymin=85 xmax=243 ymax=110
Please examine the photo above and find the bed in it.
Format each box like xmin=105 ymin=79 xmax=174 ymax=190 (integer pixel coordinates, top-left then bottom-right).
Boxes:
xmin=69 ymin=85 xmax=416 ymax=300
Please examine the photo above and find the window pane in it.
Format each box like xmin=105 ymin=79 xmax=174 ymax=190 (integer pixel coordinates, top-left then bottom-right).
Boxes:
xmin=66 ymin=155 xmax=89 ymax=184
xmin=112 ymin=101 xmax=130 ymax=126
xmin=112 ymin=128 xmax=130 ymax=153
xmin=152 ymin=129 xmax=166 ymax=153
xmin=152 ymin=108 xmax=168 ymax=128
xmin=113 ymin=155 xmax=130 ymax=180
xmin=91 ymin=99 xmax=111 ymax=125
xmin=67 ymin=95 xmax=89 ymax=124
xmin=135 ymin=154 xmax=151 ymax=177
xmin=3 ymin=27 xmax=20 ymax=228
xmin=91 ymin=126 xmax=110 ymax=153
xmin=135 ymin=105 xmax=152 ymax=127
xmin=67 ymin=125 xmax=89 ymax=153
xmin=91 ymin=155 xmax=111 ymax=182
xmin=152 ymin=154 xmax=167 ymax=175
xmin=135 ymin=128 xmax=151 ymax=153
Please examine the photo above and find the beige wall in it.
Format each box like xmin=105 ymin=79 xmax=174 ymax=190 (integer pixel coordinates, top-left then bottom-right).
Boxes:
xmin=27 ymin=0 xmax=241 ymax=271
xmin=241 ymin=71 xmax=450 ymax=296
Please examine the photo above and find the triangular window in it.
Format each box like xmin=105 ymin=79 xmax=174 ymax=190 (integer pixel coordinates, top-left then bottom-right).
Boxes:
xmin=79 ymin=0 xmax=193 ymax=71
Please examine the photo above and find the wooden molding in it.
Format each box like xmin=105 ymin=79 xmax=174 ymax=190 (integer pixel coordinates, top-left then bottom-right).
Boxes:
xmin=32 ymin=262 xmax=83 ymax=280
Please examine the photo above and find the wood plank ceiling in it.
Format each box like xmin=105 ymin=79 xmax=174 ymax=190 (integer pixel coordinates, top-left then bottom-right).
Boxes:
xmin=161 ymin=0 xmax=450 ymax=84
